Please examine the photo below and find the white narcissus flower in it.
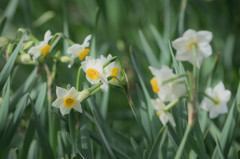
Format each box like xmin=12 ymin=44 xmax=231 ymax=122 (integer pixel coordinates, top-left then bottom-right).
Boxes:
xmin=67 ymin=34 xmax=92 ymax=68
xmin=101 ymin=54 xmax=121 ymax=83
xmin=151 ymin=98 xmax=176 ymax=127
xmin=81 ymin=56 xmax=108 ymax=91
xmin=172 ymin=29 xmax=212 ymax=68
xmin=52 ymin=87 xmax=82 ymax=115
xmin=149 ymin=65 xmax=186 ymax=102
xmin=28 ymin=30 xmax=53 ymax=60
xmin=200 ymin=81 xmax=231 ymax=119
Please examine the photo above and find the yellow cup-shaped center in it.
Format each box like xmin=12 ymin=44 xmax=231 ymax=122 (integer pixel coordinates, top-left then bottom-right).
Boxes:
xmin=41 ymin=45 xmax=51 ymax=56
xmin=79 ymin=48 xmax=90 ymax=61
xmin=64 ymin=96 xmax=75 ymax=108
xmin=86 ymin=68 xmax=99 ymax=80
xmin=150 ymin=78 xmax=160 ymax=93
xmin=156 ymin=111 xmax=161 ymax=116
xmin=187 ymin=41 xmax=198 ymax=50
xmin=111 ymin=67 xmax=119 ymax=82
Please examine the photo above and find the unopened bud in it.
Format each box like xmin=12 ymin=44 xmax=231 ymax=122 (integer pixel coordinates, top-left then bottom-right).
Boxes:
xmin=21 ymin=54 xmax=31 ymax=62
xmin=0 ymin=37 xmax=8 ymax=47
xmin=23 ymin=41 xmax=33 ymax=50
xmin=60 ymin=56 xmax=72 ymax=63
xmin=77 ymin=89 xmax=90 ymax=101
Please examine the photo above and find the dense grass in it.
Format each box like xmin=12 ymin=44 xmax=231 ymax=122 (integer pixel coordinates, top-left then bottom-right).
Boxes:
xmin=0 ymin=0 xmax=240 ymax=158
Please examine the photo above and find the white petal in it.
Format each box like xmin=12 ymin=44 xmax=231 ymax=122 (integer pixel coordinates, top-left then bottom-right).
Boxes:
xmin=73 ymin=102 xmax=82 ymax=113
xmin=32 ymin=53 xmax=41 ymax=61
xmin=60 ymin=105 xmax=71 ymax=115
xmin=209 ymin=110 xmax=219 ymax=119
xmin=183 ymin=29 xmax=197 ymax=38
xmin=199 ymin=44 xmax=212 ymax=58
xmin=44 ymin=30 xmax=53 ymax=43
xmin=213 ymin=81 xmax=225 ymax=93
xmin=56 ymin=86 xmax=68 ymax=98
xmin=52 ymin=98 xmax=63 ymax=107
xmin=67 ymin=44 xmax=82 ymax=56
xmin=67 ymin=87 xmax=78 ymax=98
xmin=200 ymin=98 xmax=213 ymax=111
xmin=197 ymin=31 xmax=212 ymax=44
xmin=28 ymin=45 xmax=41 ymax=55
xmin=82 ymin=34 xmax=92 ymax=47
xmin=168 ymin=114 xmax=176 ymax=127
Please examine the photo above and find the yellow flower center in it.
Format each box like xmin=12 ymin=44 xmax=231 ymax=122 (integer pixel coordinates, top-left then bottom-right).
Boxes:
xmin=111 ymin=67 xmax=119 ymax=82
xmin=213 ymin=96 xmax=220 ymax=106
xmin=41 ymin=45 xmax=51 ymax=56
xmin=86 ymin=68 xmax=99 ymax=80
xmin=150 ymin=78 xmax=160 ymax=93
xmin=64 ymin=96 xmax=75 ymax=108
xmin=187 ymin=41 xmax=198 ymax=50
xmin=78 ymin=48 xmax=90 ymax=61
xmin=156 ymin=111 xmax=161 ymax=116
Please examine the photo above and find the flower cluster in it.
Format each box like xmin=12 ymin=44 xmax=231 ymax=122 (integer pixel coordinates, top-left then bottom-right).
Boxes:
xmin=150 ymin=29 xmax=231 ymax=126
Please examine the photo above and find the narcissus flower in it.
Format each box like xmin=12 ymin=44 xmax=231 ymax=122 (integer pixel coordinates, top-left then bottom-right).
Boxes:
xmin=52 ymin=87 xmax=83 ymax=115
xmin=149 ymin=65 xmax=186 ymax=102
xmin=151 ymin=98 xmax=175 ymax=126
xmin=200 ymin=81 xmax=231 ymax=118
xmin=28 ymin=30 xmax=53 ymax=60
xmin=82 ymin=56 xmax=108 ymax=91
xmin=67 ymin=35 xmax=92 ymax=68
xmin=101 ymin=54 xmax=121 ymax=83
xmin=172 ymin=29 xmax=212 ymax=68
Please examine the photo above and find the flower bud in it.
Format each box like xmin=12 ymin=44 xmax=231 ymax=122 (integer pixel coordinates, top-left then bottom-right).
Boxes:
xmin=21 ymin=54 xmax=31 ymax=62
xmin=23 ymin=41 xmax=33 ymax=50
xmin=60 ymin=56 xmax=72 ymax=63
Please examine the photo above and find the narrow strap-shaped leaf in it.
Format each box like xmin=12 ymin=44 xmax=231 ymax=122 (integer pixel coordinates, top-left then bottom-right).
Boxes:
xmin=0 ymin=33 xmax=26 ymax=90
xmin=0 ymin=17 xmax=7 ymax=35
xmin=215 ymin=135 xmax=225 ymax=159
xmin=139 ymin=30 xmax=159 ymax=68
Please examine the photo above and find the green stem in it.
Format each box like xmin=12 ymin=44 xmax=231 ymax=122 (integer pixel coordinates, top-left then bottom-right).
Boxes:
xmin=191 ymin=44 xmax=197 ymax=80
xmin=88 ymin=82 xmax=103 ymax=92
xmin=199 ymin=92 xmax=219 ymax=104
xmin=162 ymin=74 xmax=188 ymax=85
xmin=76 ymin=66 xmax=82 ymax=91
xmin=164 ymin=98 xmax=180 ymax=111
xmin=90 ymin=87 xmax=101 ymax=96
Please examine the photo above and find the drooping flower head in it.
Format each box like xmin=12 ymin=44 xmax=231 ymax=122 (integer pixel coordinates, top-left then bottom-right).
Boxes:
xmin=151 ymin=98 xmax=176 ymax=127
xmin=52 ymin=87 xmax=83 ymax=115
xmin=67 ymin=34 xmax=92 ymax=68
xmin=172 ymin=29 xmax=212 ymax=68
xmin=200 ymin=81 xmax=231 ymax=118
xmin=81 ymin=56 xmax=108 ymax=91
xmin=149 ymin=65 xmax=186 ymax=102
xmin=101 ymin=54 xmax=122 ymax=83
xmin=28 ymin=30 xmax=53 ymax=60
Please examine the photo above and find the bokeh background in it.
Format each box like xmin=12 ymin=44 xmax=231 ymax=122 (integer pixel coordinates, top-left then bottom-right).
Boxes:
xmin=0 ymin=0 xmax=240 ymax=158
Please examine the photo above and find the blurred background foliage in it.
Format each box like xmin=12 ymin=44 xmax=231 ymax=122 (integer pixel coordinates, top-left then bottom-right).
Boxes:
xmin=0 ymin=0 xmax=240 ymax=158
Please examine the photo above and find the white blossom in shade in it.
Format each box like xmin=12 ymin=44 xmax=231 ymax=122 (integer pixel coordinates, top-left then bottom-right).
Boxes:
xmin=52 ymin=87 xmax=82 ymax=115
xmin=81 ymin=56 xmax=108 ymax=91
xmin=28 ymin=30 xmax=53 ymax=60
xmin=149 ymin=65 xmax=186 ymax=102
xmin=67 ymin=34 xmax=92 ymax=68
xmin=200 ymin=81 xmax=231 ymax=119
xmin=151 ymin=98 xmax=176 ymax=127
xmin=172 ymin=29 xmax=212 ymax=68
xmin=101 ymin=54 xmax=122 ymax=83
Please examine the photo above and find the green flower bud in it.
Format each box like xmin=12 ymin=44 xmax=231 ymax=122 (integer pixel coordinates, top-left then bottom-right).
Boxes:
xmin=60 ymin=56 xmax=71 ymax=63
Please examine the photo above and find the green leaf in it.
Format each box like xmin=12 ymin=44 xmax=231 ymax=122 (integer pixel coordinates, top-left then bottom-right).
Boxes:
xmin=215 ymin=135 xmax=225 ymax=159
xmin=0 ymin=93 xmax=29 ymax=156
xmin=20 ymin=83 xmax=46 ymax=159
xmin=31 ymin=97 xmax=55 ymax=159
xmin=66 ymin=132 xmax=85 ymax=159
xmin=27 ymin=140 xmax=39 ymax=159
xmin=139 ymin=30 xmax=159 ymax=68
xmin=147 ymin=127 xmax=168 ymax=159
xmin=0 ymin=33 xmax=26 ymax=90
xmin=0 ymin=77 xmax=10 ymax=135
xmin=0 ymin=17 xmax=7 ymax=35
xmin=8 ymin=149 xmax=18 ymax=159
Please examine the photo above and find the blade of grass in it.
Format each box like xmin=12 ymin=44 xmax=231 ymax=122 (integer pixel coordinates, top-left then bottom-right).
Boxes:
xmin=0 ymin=17 xmax=7 ymax=35
xmin=0 ymin=33 xmax=26 ymax=90
xmin=215 ymin=135 xmax=225 ymax=159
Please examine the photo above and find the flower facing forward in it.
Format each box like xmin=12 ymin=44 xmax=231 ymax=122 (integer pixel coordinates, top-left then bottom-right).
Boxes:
xmin=67 ymin=35 xmax=92 ymax=68
xmin=52 ymin=87 xmax=82 ymax=115
xmin=101 ymin=54 xmax=121 ymax=83
xmin=200 ymin=81 xmax=231 ymax=118
xmin=82 ymin=56 xmax=108 ymax=91
xmin=151 ymin=98 xmax=176 ymax=126
xmin=149 ymin=65 xmax=186 ymax=102
xmin=172 ymin=29 xmax=212 ymax=68
xmin=28 ymin=30 xmax=53 ymax=60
